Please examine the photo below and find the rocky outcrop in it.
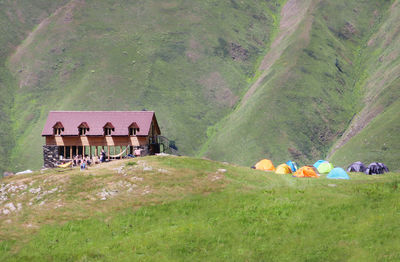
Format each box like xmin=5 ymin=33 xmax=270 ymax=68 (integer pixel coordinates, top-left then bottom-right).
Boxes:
xmin=43 ymin=145 xmax=59 ymax=168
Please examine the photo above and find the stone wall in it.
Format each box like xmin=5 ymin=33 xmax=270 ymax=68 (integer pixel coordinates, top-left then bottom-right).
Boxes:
xmin=43 ymin=145 xmax=59 ymax=168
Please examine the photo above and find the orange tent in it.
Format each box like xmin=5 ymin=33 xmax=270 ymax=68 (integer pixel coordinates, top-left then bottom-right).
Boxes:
xmin=255 ymin=159 xmax=276 ymax=171
xmin=293 ymin=166 xmax=319 ymax=178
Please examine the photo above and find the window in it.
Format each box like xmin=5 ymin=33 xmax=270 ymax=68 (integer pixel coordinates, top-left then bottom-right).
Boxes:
xmin=104 ymin=127 xmax=114 ymax=136
xmin=128 ymin=122 xmax=139 ymax=136
xmin=53 ymin=122 xmax=64 ymax=136
xmin=54 ymin=127 xmax=64 ymax=135
xmin=78 ymin=122 xmax=90 ymax=136
xmin=103 ymin=122 xmax=115 ymax=136
xmin=129 ymin=127 xmax=139 ymax=136
xmin=79 ymin=127 xmax=89 ymax=135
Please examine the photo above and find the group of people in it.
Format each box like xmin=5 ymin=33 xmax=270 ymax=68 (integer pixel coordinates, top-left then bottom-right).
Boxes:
xmin=72 ymin=155 xmax=92 ymax=170
xmin=71 ymin=148 xmax=142 ymax=170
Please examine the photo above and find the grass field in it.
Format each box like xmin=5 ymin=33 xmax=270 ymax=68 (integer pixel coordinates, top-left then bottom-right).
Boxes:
xmin=1 ymin=156 xmax=399 ymax=261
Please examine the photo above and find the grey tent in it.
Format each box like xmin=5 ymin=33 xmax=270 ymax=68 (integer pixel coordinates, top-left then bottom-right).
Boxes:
xmin=347 ymin=161 xmax=366 ymax=172
xmin=365 ymin=162 xmax=389 ymax=175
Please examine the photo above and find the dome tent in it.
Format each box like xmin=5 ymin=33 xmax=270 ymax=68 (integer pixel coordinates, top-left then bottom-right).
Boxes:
xmin=286 ymin=160 xmax=299 ymax=172
xmin=276 ymin=164 xmax=292 ymax=174
xmin=293 ymin=166 xmax=319 ymax=178
xmin=255 ymin=159 xmax=276 ymax=171
xmin=313 ymin=160 xmax=327 ymax=169
xmin=327 ymin=167 xmax=350 ymax=180
xmin=317 ymin=161 xmax=334 ymax=174
xmin=347 ymin=161 xmax=366 ymax=172
xmin=365 ymin=162 xmax=389 ymax=175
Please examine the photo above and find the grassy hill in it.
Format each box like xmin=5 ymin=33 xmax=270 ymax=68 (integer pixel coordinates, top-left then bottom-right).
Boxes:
xmin=0 ymin=0 xmax=68 ymax=174
xmin=0 ymin=0 xmax=399 ymax=174
xmin=3 ymin=0 xmax=284 ymax=172
xmin=201 ymin=0 xmax=399 ymax=169
xmin=1 ymin=156 xmax=399 ymax=261
xmin=328 ymin=1 xmax=400 ymax=171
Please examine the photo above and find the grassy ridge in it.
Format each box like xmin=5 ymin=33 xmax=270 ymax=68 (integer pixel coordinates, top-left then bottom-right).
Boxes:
xmin=202 ymin=0 xmax=397 ymax=167
xmin=1 ymin=156 xmax=399 ymax=261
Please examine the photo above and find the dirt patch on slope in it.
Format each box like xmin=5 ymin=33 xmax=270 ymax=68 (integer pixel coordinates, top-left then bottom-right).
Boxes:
xmin=10 ymin=0 xmax=85 ymax=66
xmin=240 ymin=0 xmax=314 ymax=106
xmin=186 ymin=38 xmax=202 ymax=62
xmin=200 ymin=72 xmax=238 ymax=107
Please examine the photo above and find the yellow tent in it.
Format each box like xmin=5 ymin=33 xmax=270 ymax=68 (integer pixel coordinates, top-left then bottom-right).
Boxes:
xmin=275 ymin=164 xmax=292 ymax=174
xmin=293 ymin=166 xmax=319 ymax=178
xmin=255 ymin=159 xmax=276 ymax=171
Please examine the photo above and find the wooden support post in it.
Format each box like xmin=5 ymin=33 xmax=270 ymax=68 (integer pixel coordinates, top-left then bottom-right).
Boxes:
xmin=64 ymin=146 xmax=66 ymax=159
xmin=120 ymin=146 xmax=122 ymax=159
xmin=107 ymin=146 xmax=110 ymax=160
xmin=95 ymin=146 xmax=98 ymax=157
xmin=89 ymin=146 xmax=92 ymax=158
xmin=69 ymin=147 xmax=72 ymax=159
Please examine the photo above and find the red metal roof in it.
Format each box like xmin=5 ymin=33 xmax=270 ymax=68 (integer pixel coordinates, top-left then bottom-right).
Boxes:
xmin=42 ymin=111 xmax=157 ymax=136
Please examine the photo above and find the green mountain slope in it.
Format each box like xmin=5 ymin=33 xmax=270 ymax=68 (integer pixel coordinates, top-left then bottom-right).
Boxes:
xmin=329 ymin=1 xmax=400 ymax=171
xmin=5 ymin=0 xmax=284 ymax=172
xmin=202 ymin=0 xmax=398 ymax=168
xmin=0 ymin=0 xmax=68 ymax=173
xmin=0 ymin=0 xmax=399 ymax=173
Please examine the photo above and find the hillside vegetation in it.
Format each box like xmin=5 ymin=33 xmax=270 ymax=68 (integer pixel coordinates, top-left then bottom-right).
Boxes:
xmin=202 ymin=0 xmax=399 ymax=170
xmin=3 ymin=0 xmax=284 ymax=172
xmin=0 ymin=0 xmax=67 ymax=174
xmin=328 ymin=1 xmax=400 ymax=170
xmin=0 ymin=0 xmax=399 ymax=174
xmin=1 ymin=156 xmax=399 ymax=261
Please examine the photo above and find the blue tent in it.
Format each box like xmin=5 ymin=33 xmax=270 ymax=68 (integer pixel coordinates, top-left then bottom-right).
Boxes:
xmin=327 ymin=167 xmax=350 ymax=180
xmin=313 ymin=160 xmax=327 ymax=169
xmin=286 ymin=160 xmax=299 ymax=172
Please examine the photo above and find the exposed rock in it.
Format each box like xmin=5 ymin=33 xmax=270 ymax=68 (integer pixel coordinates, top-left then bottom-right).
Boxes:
xmin=143 ymin=166 xmax=153 ymax=171
xmin=15 ymin=170 xmax=33 ymax=175
xmin=5 ymin=202 xmax=16 ymax=212
xmin=97 ymin=188 xmax=118 ymax=200
xmin=29 ymin=187 xmax=41 ymax=194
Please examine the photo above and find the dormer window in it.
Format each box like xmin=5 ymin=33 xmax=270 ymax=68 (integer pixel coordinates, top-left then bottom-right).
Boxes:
xmin=78 ymin=122 xmax=90 ymax=136
xmin=128 ymin=122 xmax=140 ymax=136
xmin=53 ymin=122 xmax=64 ymax=136
xmin=103 ymin=122 xmax=115 ymax=136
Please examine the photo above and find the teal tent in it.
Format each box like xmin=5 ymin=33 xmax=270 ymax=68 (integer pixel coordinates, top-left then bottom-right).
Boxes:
xmin=327 ymin=167 xmax=350 ymax=180
xmin=313 ymin=160 xmax=327 ymax=169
